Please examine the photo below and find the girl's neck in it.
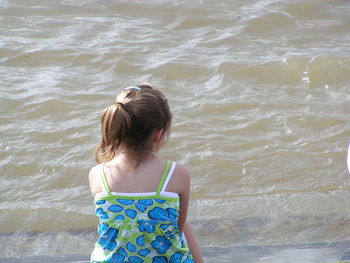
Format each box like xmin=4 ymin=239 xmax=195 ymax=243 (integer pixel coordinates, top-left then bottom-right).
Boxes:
xmin=106 ymin=149 xmax=158 ymax=170
xmin=119 ymin=149 xmax=157 ymax=157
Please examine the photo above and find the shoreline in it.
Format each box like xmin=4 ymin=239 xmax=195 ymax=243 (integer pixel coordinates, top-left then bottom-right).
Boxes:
xmin=2 ymin=240 xmax=350 ymax=263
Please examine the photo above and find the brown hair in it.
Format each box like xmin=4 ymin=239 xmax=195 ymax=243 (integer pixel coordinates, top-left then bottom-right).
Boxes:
xmin=95 ymin=84 xmax=172 ymax=163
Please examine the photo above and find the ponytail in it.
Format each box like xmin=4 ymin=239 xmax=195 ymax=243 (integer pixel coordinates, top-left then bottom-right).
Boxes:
xmin=96 ymin=102 xmax=132 ymax=163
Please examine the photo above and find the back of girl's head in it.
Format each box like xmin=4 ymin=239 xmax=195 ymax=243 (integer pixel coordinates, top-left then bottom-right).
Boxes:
xmin=95 ymin=84 xmax=172 ymax=163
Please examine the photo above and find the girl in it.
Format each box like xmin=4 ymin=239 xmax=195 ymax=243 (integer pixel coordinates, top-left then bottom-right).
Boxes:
xmin=89 ymin=84 xmax=203 ymax=263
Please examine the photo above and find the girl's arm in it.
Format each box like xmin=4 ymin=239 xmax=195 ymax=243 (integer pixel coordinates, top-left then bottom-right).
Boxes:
xmin=170 ymin=164 xmax=204 ymax=262
xmin=183 ymin=220 xmax=204 ymax=263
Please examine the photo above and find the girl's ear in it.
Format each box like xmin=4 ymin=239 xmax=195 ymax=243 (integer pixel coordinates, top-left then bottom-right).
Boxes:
xmin=153 ymin=129 xmax=164 ymax=143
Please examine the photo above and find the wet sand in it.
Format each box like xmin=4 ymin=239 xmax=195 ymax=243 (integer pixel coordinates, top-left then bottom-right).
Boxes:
xmin=1 ymin=241 xmax=350 ymax=263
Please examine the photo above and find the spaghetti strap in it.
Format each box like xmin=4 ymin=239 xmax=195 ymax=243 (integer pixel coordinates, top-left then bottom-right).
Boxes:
xmin=156 ymin=160 xmax=172 ymax=196
xmin=161 ymin=162 xmax=176 ymax=193
xmin=99 ymin=165 xmax=111 ymax=195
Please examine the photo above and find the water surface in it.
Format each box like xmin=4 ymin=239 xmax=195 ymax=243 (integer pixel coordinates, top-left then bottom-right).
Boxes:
xmin=0 ymin=0 xmax=350 ymax=259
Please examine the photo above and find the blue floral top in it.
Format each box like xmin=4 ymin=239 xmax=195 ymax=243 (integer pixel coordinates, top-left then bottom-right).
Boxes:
xmin=91 ymin=161 xmax=194 ymax=263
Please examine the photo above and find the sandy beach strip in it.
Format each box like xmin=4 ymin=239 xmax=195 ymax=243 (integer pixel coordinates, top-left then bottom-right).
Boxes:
xmin=1 ymin=241 xmax=350 ymax=263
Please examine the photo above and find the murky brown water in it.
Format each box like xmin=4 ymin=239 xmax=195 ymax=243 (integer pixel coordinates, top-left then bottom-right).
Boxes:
xmin=1 ymin=0 xmax=350 ymax=259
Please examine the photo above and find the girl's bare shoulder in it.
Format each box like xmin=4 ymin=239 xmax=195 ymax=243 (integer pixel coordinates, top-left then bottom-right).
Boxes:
xmin=173 ymin=163 xmax=190 ymax=180
xmin=89 ymin=164 xmax=102 ymax=180
xmin=88 ymin=164 xmax=103 ymax=196
xmin=168 ymin=162 xmax=191 ymax=194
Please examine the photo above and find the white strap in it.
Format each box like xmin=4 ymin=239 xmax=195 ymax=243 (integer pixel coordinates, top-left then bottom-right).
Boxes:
xmin=160 ymin=162 xmax=176 ymax=193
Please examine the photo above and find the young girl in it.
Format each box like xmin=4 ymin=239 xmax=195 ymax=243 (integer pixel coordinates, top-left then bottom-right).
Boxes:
xmin=89 ymin=84 xmax=203 ymax=263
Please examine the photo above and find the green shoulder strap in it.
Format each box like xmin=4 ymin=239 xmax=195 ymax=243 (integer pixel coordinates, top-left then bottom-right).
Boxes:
xmin=156 ymin=160 xmax=171 ymax=196
xmin=100 ymin=165 xmax=111 ymax=195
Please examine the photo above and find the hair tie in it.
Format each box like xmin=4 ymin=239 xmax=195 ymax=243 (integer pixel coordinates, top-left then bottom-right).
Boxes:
xmin=115 ymin=102 xmax=126 ymax=110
